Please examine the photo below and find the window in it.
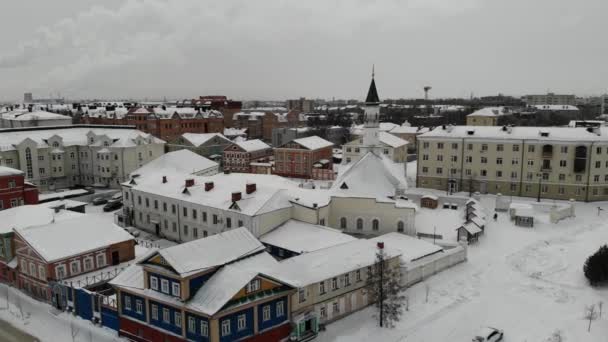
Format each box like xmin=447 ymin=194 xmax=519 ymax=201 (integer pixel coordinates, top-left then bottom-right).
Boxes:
xmin=481 ymin=157 xmax=487 ymax=164
xmin=96 ymin=253 xmax=106 ymax=267
xmin=55 ymin=265 xmax=66 ymax=279
xmin=451 ymin=143 xmax=458 ymax=150
xmin=25 ymin=148 xmax=33 ymax=178
xmin=372 ymin=219 xmax=379 ymax=231
xmin=183 ymin=225 xmax=189 ymax=236
xmin=172 ymin=282 xmax=181 ymax=297
xmin=423 ymin=142 xmax=429 ymax=149
xmin=151 ymin=276 xmax=158 ymax=290
xmin=436 ymin=167 xmax=443 ymax=174
xmin=465 ymin=156 xmax=472 ymax=163
xmin=202 ymin=211 xmax=207 ymax=222
xmin=226 ymin=217 xmax=232 ymax=228
xmin=436 ymin=155 xmax=443 ymax=162
xmin=70 ymin=260 xmax=81 ymax=275
xmin=298 ymin=288 xmax=306 ymax=303
xmin=528 ymin=145 xmax=535 ymax=153
xmin=171 ymin=204 xmax=176 ymax=214
xmin=38 ymin=265 xmax=46 ymax=280
xmin=559 ymin=174 xmax=566 ymax=181
xmin=344 ymin=273 xmax=351 ymax=286
xmin=213 ymin=214 xmax=218 ymax=224
xmin=559 ymin=160 xmax=567 ymax=167
xmin=467 ymin=143 xmax=473 ymax=150
xmin=481 ymin=144 xmax=488 ymax=151
xmin=397 ymin=221 xmax=404 ymax=233
xmin=331 ymin=277 xmax=338 ymax=290
xmin=437 ymin=142 xmax=444 ymax=149
xmin=175 ymin=312 xmax=181 ymax=327
xmin=187 ymin=317 xmax=196 ymax=333
xmin=237 ymin=314 xmax=246 ymax=331
xmin=422 ymin=154 xmax=429 ymax=161
xmin=183 ymin=207 xmax=188 ymax=217
xmin=510 ymin=183 xmax=517 ymax=191
xmin=163 ymin=308 xmax=170 ymax=323
xmin=263 ymin=305 xmax=271 ymax=321
xmin=422 ymin=167 xmax=428 ymax=173
xmin=594 ymin=175 xmax=600 ymax=182
xmin=558 ymin=187 xmax=565 ymax=195
xmin=450 ymin=155 xmax=457 ymax=162
xmin=247 ymin=279 xmax=261 ymax=293
xmin=319 ymin=281 xmax=326 ymax=294
xmin=193 ymin=228 xmax=198 ymax=238
xmin=161 ymin=279 xmax=169 ymax=294
xmin=596 ymin=161 xmax=601 ymax=168
xmin=481 ymin=169 xmax=487 ymax=177
xmin=333 ymin=302 xmax=340 ymax=314
xmin=513 ymin=144 xmax=520 ymax=152
xmin=356 ymin=218 xmax=363 ymax=230
xmin=124 ymin=296 xmax=132 ymax=311
xmin=576 ymin=174 xmax=583 ymax=182
xmin=497 ymin=144 xmax=504 ymax=151
xmin=496 ymin=171 xmax=503 ymax=178
xmin=201 ymin=321 xmax=209 ymax=337
xmin=340 ymin=217 xmax=347 ymax=229
xmin=320 ymin=307 xmax=327 ymax=318
xmin=172 ymin=222 xmax=177 ymax=232
xmin=598 ymin=147 xmax=603 ymax=154
xmin=527 ymin=159 xmax=534 ymax=166
xmin=135 ymin=300 xmax=143 ymax=314
xmin=83 ymin=257 xmax=93 ymax=272
xmin=151 ymin=304 xmax=158 ymax=320
xmin=561 ymin=146 xmax=568 ymax=153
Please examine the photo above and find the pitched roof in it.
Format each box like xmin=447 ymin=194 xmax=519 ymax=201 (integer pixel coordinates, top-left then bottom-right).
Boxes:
xmin=0 ymin=166 xmax=24 ymax=177
xmin=365 ymin=77 xmax=380 ymax=104
xmin=186 ymin=252 xmax=282 ymax=315
xmin=290 ymin=136 xmax=333 ymax=150
xmin=0 ymin=205 xmax=83 ymax=234
xmin=157 ymin=228 xmax=266 ymax=276
xmin=234 ymin=139 xmax=271 ymax=152
xmin=181 ymin=133 xmax=231 ymax=147
xmin=369 ymin=233 xmax=443 ymax=262
xmin=15 ymin=215 xmax=134 ymax=262
xmin=420 ymin=125 xmax=608 ymax=142
xmin=130 ymin=149 xmax=217 ymax=179
xmin=467 ymin=107 xmax=511 ymax=117
xmin=379 ymin=132 xmax=408 ymax=148
xmin=259 ymin=220 xmax=356 ymax=254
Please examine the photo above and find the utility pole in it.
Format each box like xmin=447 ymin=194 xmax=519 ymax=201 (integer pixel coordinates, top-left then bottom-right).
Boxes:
xmin=378 ymin=242 xmax=384 ymax=328
xmin=537 ymin=173 xmax=542 ymax=202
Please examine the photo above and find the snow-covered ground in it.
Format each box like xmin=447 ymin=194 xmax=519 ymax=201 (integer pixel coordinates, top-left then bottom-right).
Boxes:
xmin=319 ymin=194 xmax=608 ymax=342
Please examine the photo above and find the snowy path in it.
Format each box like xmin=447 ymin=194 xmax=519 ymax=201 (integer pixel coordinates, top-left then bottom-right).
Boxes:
xmin=319 ymin=196 xmax=608 ymax=342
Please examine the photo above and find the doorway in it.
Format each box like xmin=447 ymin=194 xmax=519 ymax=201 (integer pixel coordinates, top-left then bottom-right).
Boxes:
xmin=111 ymin=251 xmax=119 ymax=266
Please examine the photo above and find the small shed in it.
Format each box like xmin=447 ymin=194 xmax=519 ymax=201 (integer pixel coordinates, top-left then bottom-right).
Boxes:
xmin=509 ymin=203 xmax=535 ymax=228
xmin=421 ymin=195 xmax=439 ymax=209
xmin=456 ymin=222 xmax=482 ymax=243
xmin=469 ymin=216 xmax=486 ymax=231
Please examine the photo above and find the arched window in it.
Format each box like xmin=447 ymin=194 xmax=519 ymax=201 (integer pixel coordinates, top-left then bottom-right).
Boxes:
xmin=356 ymin=218 xmax=363 ymax=230
xmin=372 ymin=219 xmax=379 ymax=231
xmin=397 ymin=221 xmax=404 ymax=233
xmin=52 ymin=141 xmax=59 ymax=148
xmin=340 ymin=217 xmax=347 ymax=229
xmin=25 ymin=148 xmax=33 ymax=179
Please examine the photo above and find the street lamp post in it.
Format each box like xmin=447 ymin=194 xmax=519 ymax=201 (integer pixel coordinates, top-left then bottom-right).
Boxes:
xmin=537 ymin=172 xmax=542 ymax=202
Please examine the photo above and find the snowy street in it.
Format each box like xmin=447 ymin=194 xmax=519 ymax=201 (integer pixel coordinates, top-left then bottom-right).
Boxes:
xmin=318 ymin=195 xmax=608 ymax=342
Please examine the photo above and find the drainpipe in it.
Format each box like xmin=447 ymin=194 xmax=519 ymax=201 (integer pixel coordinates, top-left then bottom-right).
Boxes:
xmin=585 ymin=142 xmax=594 ymax=202
xmin=459 ymin=137 xmax=465 ymax=192
xmin=519 ymin=139 xmax=525 ymax=197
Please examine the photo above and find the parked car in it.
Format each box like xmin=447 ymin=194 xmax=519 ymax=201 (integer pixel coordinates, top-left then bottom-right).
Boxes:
xmin=103 ymin=199 xmax=123 ymax=212
xmin=92 ymin=197 xmax=108 ymax=205
xmin=473 ymin=327 xmax=503 ymax=342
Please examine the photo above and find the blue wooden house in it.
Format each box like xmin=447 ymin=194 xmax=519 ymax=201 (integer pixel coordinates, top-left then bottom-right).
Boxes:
xmin=110 ymin=228 xmax=295 ymax=342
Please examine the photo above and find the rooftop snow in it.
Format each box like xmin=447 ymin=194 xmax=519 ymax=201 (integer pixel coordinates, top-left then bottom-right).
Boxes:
xmin=533 ymin=105 xmax=579 ymax=111
xmin=156 ymin=227 xmax=266 ymax=276
xmin=290 ymin=136 xmax=333 ymax=150
xmin=370 ymin=233 xmax=443 ymax=262
xmin=15 ymin=215 xmax=134 ymax=262
xmin=379 ymin=132 xmax=408 ymax=148
xmin=277 ymin=238 xmax=402 ymax=286
xmin=235 ymin=139 xmax=271 ymax=152
xmin=259 ymin=219 xmax=356 ymax=253
xmin=420 ymin=125 xmax=608 ymax=142
xmin=0 ymin=205 xmax=83 ymax=234
xmin=180 ymin=133 xmax=230 ymax=147
xmin=130 ymin=149 xmax=217 ymax=180
xmin=1 ymin=110 xmax=71 ymax=121
xmin=0 ymin=166 xmax=24 ymax=176
xmin=467 ymin=107 xmax=512 ymax=117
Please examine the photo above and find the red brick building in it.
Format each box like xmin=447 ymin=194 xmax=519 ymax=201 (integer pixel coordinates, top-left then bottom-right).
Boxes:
xmin=273 ymin=136 xmax=334 ymax=179
xmin=82 ymin=107 xmax=224 ymax=142
xmin=232 ymin=111 xmax=303 ymax=141
xmin=0 ymin=166 xmax=38 ymax=210
xmin=13 ymin=215 xmax=134 ymax=302
xmin=186 ymin=95 xmax=242 ymax=127
xmin=223 ymin=140 xmax=273 ymax=173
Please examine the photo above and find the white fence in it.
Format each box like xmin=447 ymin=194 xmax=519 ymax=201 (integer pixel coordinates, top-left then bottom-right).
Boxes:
xmin=400 ymin=244 xmax=467 ymax=287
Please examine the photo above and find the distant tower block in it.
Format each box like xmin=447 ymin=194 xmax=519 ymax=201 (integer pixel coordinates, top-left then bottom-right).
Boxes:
xmin=24 ymin=92 xmax=33 ymax=103
xmin=423 ymin=86 xmax=432 ymax=115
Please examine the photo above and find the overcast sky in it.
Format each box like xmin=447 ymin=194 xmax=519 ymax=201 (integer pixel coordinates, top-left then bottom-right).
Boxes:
xmin=0 ymin=0 xmax=607 ymax=102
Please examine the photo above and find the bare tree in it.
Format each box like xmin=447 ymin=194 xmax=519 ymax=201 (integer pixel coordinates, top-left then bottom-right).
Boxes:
xmin=584 ymin=304 xmax=598 ymax=332
xmin=598 ymin=301 xmax=603 ymax=319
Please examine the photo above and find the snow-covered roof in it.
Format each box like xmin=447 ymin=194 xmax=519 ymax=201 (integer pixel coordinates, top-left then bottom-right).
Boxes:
xmin=289 ymin=136 xmax=333 ymax=150
xmin=0 ymin=126 xmax=164 ymax=152
xmin=0 ymin=166 xmax=24 ymax=177
xmin=0 ymin=205 xmax=83 ymax=234
xmin=333 ymin=152 xmax=410 ymax=204
xmin=223 ymin=128 xmax=247 ymax=137
xmin=126 ymin=172 xmax=330 ymax=217
xmin=180 ymin=133 xmax=230 ymax=147
xmin=369 ymin=233 xmax=443 ymax=262
xmin=510 ymin=202 xmax=535 ymax=217
xmin=186 ymin=252 xmax=282 ymax=315
xmin=156 ymin=227 xmax=266 ymax=277
xmin=459 ymin=222 xmax=482 ymax=235
xmin=0 ymin=109 xmax=71 ymax=121
xmin=467 ymin=107 xmax=512 ymax=117
xmin=108 ymin=263 xmax=145 ymax=290
xmin=389 ymin=126 xmax=430 ymax=134
xmin=277 ymin=238 xmax=402 ymax=286
xmin=379 ymin=122 xmax=399 ymax=131
xmin=533 ymin=105 xmax=579 ymax=111
xmin=130 ymin=150 xmax=217 ymax=180
xmin=379 ymin=132 xmax=408 ymax=148
xmin=15 ymin=215 xmax=134 ymax=262
xmin=260 ymin=220 xmax=356 ymax=253
xmin=234 ymin=139 xmax=271 ymax=152
xmin=420 ymin=125 xmax=608 ymax=142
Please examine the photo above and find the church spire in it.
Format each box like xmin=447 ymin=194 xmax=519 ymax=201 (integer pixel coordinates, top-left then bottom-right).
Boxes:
xmin=365 ymin=66 xmax=380 ymax=104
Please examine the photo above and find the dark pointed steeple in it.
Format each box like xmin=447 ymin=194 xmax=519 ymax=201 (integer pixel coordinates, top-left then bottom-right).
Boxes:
xmin=365 ymin=65 xmax=380 ymax=104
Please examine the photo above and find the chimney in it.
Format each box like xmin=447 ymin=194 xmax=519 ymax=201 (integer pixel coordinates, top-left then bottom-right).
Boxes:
xmin=185 ymin=179 xmax=195 ymax=187
xmin=162 ymin=176 xmax=167 ymax=184
xmin=377 ymin=241 xmax=384 ymax=249
xmin=205 ymin=181 xmax=214 ymax=191
xmin=246 ymin=183 xmax=256 ymax=194
xmin=232 ymin=191 xmax=242 ymax=202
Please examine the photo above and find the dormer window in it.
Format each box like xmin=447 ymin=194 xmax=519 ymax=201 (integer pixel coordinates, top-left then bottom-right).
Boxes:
xmin=247 ymin=279 xmax=261 ymax=293
xmin=172 ymin=282 xmax=181 ymax=297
